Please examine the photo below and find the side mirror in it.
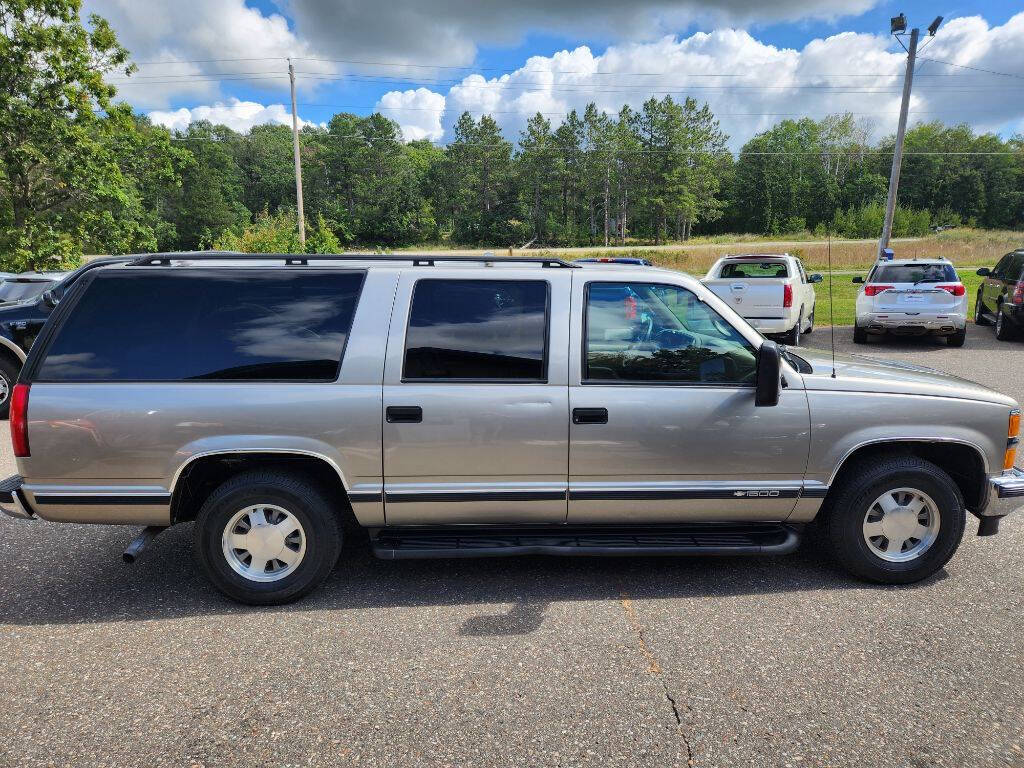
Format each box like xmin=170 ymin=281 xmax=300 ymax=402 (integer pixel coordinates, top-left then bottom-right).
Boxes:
xmin=808 ymin=273 xmax=823 ymax=284
xmin=755 ymin=340 xmax=781 ymax=407
xmin=40 ymin=289 xmax=57 ymax=309
xmin=976 ymin=267 xmax=990 ymax=277
xmin=852 ymin=276 xmax=864 ymax=284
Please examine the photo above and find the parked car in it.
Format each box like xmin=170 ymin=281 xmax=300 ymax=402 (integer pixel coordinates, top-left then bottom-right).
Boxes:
xmin=0 ymin=273 xmax=64 ymax=307
xmin=853 ymin=258 xmax=968 ymax=346
xmin=0 ymin=257 xmax=131 ymax=418
xmin=575 ymin=257 xmax=654 ymax=266
xmin=975 ymin=250 xmax=1024 ymax=341
xmin=1 ymin=252 xmax=1021 ymax=605
xmin=702 ymin=253 xmax=820 ymax=345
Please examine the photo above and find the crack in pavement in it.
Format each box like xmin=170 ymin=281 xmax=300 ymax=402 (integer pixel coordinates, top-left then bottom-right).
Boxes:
xmin=620 ymin=591 xmax=695 ymax=766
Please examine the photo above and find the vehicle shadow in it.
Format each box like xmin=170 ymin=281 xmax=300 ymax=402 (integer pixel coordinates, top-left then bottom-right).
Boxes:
xmin=0 ymin=521 xmax=946 ymax=631
xmin=827 ymin=323 xmax=1015 ymax=353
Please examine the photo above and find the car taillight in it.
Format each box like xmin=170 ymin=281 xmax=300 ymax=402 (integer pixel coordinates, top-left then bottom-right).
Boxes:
xmin=938 ymin=284 xmax=965 ymax=296
xmin=864 ymin=284 xmax=894 ymax=297
xmin=783 ymin=283 xmax=793 ymax=308
xmin=10 ymin=383 xmax=29 ymax=458
xmin=1013 ymin=282 xmax=1024 ymax=305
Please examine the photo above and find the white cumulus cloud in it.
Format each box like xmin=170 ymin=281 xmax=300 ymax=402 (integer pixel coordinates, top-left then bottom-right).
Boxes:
xmin=374 ymin=88 xmax=447 ymax=141
xmin=85 ymin=0 xmax=337 ymax=109
xmin=148 ymin=99 xmax=316 ymax=134
xmin=427 ymin=13 xmax=1024 ymax=147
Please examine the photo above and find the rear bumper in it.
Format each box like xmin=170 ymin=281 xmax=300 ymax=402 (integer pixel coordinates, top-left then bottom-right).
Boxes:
xmin=745 ymin=316 xmax=794 ymax=334
xmin=980 ymin=467 xmax=1024 ymax=518
xmin=0 ymin=475 xmax=34 ymax=520
xmin=858 ymin=311 xmax=965 ymax=335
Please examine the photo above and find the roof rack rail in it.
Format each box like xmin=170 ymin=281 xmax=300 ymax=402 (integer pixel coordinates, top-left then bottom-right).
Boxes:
xmin=126 ymin=251 xmax=580 ymax=268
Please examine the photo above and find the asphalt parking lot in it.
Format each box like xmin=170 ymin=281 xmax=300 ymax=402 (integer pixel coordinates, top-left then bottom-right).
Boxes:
xmin=0 ymin=325 xmax=1021 ymax=768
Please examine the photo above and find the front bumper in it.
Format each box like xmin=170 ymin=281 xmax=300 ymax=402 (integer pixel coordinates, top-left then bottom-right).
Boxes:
xmin=0 ymin=475 xmax=34 ymax=520
xmin=858 ymin=311 xmax=965 ymax=336
xmin=980 ymin=467 xmax=1024 ymax=518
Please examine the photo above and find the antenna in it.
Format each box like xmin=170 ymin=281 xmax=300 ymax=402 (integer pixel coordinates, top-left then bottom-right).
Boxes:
xmin=828 ymin=229 xmax=837 ymax=378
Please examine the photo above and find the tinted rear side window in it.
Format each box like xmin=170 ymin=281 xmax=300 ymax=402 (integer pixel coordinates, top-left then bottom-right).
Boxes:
xmin=404 ymin=279 xmax=549 ymax=381
xmin=38 ymin=270 xmax=364 ymax=381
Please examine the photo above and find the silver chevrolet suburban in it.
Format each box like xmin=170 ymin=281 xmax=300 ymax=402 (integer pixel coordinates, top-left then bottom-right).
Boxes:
xmin=1 ymin=253 xmax=1022 ymax=605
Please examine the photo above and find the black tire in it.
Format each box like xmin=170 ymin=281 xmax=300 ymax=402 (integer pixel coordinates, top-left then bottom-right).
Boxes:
xmin=784 ymin=307 xmax=803 ymax=346
xmin=995 ymin=306 xmax=1015 ymax=341
xmin=193 ymin=470 xmax=342 ymax=605
xmin=853 ymin=323 xmax=868 ymax=344
xmin=0 ymin=356 xmax=18 ymax=420
xmin=946 ymin=327 xmax=966 ymax=347
xmin=974 ymin=291 xmax=990 ymax=326
xmin=822 ymin=455 xmax=965 ymax=584
xmin=805 ymin=307 xmax=814 ymax=334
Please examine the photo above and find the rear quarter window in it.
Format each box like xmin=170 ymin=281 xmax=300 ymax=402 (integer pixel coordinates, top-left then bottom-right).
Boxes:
xmin=35 ymin=269 xmax=364 ymax=382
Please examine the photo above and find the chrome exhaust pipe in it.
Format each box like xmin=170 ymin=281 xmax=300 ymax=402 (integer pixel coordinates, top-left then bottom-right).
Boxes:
xmin=123 ymin=526 xmax=167 ymax=563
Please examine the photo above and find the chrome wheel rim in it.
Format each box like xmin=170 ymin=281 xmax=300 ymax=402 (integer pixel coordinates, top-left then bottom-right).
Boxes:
xmin=0 ymin=376 xmax=9 ymax=406
xmin=862 ymin=487 xmax=940 ymax=563
xmin=222 ymin=504 xmax=306 ymax=582
xmin=996 ymin=312 xmax=1004 ymax=334
xmin=975 ymin=298 xmax=983 ymax=322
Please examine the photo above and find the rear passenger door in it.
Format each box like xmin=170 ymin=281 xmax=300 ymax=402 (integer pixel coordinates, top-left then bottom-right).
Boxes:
xmin=381 ymin=269 xmax=571 ymax=525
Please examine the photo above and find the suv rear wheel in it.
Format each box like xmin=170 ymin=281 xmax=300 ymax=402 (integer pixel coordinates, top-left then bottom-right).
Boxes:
xmin=946 ymin=326 xmax=966 ymax=347
xmin=995 ymin=306 xmax=1015 ymax=341
xmin=0 ymin=357 xmax=18 ymax=420
xmin=194 ymin=470 xmax=341 ymax=604
xmin=822 ymin=456 xmax=965 ymax=584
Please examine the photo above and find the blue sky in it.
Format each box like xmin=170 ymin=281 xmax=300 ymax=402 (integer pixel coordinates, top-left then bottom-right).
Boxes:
xmin=85 ymin=0 xmax=1024 ymax=148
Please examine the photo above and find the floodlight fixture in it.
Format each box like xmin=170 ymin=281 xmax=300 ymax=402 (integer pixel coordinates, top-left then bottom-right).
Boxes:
xmin=890 ymin=13 xmax=907 ymax=34
xmin=927 ymin=16 xmax=943 ymax=36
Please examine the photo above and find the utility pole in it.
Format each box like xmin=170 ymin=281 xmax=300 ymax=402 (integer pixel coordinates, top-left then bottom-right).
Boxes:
xmin=878 ymin=14 xmax=941 ymax=258
xmin=288 ymin=58 xmax=306 ymax=247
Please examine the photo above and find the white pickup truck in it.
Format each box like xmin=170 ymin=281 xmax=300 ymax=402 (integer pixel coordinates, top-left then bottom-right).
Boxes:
xmin=702 ymin=254 xmax=821 ymax=345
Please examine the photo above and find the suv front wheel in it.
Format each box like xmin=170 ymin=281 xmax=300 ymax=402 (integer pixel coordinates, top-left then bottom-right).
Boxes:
xmin=194 ymin=470 xmax=341 ymax=604
xmin=822 ymin=456 xmax=965 ymax=584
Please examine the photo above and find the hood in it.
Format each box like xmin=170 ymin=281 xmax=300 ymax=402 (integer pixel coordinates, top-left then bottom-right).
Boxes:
xmin=792 ymin=347 xmax=1017 ymax=407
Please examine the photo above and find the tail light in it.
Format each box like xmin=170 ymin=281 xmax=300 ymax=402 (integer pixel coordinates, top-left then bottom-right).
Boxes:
xmin=864 ymin=284 xmax=894 ymax=297
xmin=10 ymin=383 xmax=29 ymax=458
xmin=783 ymin=283 xmax=793 ymax=308
xmin=938 ymin=284 xmax=966 ymax=296
xmin=1013 ymin=282 xmax=1024 ymax=305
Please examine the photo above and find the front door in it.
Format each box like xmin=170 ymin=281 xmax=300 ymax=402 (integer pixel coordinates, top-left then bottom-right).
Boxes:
xmin=568 ymin=277 xmax=810 ymax=522
xmin=382 ymin=269 xmax=571 ymax=525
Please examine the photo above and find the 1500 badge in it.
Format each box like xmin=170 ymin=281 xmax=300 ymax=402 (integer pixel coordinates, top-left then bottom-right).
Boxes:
xmin=734 ymin=490 xmax=781 ymax=497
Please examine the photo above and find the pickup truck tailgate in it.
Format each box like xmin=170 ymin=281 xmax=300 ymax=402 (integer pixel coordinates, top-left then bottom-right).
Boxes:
xmin=703 ymin=279 xmax=787 ymax=318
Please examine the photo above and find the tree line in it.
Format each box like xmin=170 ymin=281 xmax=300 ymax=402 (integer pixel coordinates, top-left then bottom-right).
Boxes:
xmin=3 ymin=0 xmax=1024 ymax=270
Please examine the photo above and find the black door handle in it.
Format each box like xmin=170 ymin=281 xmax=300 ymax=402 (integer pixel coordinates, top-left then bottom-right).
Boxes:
xmin=386 ymin=406 xmax=423 ymax=423
xmin=572 ymin=407 xmax=608 ymax=424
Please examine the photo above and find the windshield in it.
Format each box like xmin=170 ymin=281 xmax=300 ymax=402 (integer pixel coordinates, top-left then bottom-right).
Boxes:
xmin=0 ymin=279 xmax=53 ymax=303
xmin=718 ymin=261 xmax=789 ymax=279
xmin=871 ymin=263 xmax=957 ymax=284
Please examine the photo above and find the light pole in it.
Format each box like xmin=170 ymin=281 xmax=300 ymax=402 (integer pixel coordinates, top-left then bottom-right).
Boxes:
xmin=878 ymin=13 xmax=942 ymax=259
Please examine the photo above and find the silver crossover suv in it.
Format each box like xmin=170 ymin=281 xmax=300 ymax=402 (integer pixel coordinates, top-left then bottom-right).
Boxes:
xmin=1 ymin=253 xmax=1022 ymax=604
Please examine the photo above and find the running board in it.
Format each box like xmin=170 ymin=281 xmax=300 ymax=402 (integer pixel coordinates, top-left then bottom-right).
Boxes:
xmin=370 ymin=522 xmax=801 ymax=560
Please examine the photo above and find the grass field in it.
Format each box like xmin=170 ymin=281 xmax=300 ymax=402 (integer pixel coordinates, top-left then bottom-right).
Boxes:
xmin=537 ymin=228 xmax=1021 ymax=274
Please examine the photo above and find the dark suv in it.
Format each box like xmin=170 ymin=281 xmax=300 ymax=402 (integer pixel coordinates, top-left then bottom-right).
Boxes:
xmin=0 ymin=257 xmax=129 ymax=417
xmin=976 ymin=250 xmax=1024 ymax=341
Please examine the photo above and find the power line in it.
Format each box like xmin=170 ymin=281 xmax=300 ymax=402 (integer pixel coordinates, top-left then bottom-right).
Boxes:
xmin=917 ymin=56 xmax=1024 ymax=80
